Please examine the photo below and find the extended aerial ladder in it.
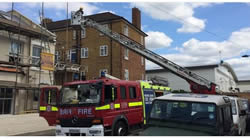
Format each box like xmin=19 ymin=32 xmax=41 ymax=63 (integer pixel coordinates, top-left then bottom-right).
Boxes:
xmin=71 ymin=8 xmax=218 ymax=94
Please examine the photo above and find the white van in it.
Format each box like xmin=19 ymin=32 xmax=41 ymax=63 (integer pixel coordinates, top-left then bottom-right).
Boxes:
xmin=229 ymin=97 xmax=247 ymax=136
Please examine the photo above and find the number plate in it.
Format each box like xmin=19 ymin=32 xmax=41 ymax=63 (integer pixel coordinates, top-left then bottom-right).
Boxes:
xmin=69 ymin=129 xmax=80 ymax=133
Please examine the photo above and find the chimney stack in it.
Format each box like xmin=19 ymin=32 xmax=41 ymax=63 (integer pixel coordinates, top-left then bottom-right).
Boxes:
xmin=132 ymin=7 xmax=141 ymax=29
xmin=41 ymin=18 xmax=53 ymax=26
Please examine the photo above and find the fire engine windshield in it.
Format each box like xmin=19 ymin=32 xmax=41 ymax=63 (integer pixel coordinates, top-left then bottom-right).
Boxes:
xmin=61 ymin=83 xmax=101 ymax=105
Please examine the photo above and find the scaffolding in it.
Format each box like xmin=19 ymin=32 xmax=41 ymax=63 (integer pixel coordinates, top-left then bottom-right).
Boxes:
xmin=0 ymin=4 xmax=55 ymax=114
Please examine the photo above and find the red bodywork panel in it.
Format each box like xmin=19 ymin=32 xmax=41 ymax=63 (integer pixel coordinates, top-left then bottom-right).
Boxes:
xmin=188 ymin=80 xmax=217 ymax=94
xmin=39 ymin=87 xmax=60 ymax=126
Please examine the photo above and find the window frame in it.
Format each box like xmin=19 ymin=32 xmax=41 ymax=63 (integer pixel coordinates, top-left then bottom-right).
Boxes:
xmin=123 ymin=25 xmax=128 ymax=36
xmin=70 ymin=49 xmax=77 ymax=62
xmin=120 ymin=86 xmax=127 ymax=99
xmin=99 ymin=69 xmax=108 ymax=77
xmin=141 ymin=57 xmax=144 ymax=65
xmin=141 ymin=36 xmax=144 ymax=45
xmin=124 ymin=69 xmax=129 ymax=80
xmin=81 ymin=28 xmax=86 ymax=39
xmin=73 ymin=30 xmax=76 ymax=40
xmin=81 ymin=47 xmax=88 ymax=58
xmin=124 ymin=48 xmax=129 ymax=60
xmin=32 ymin=45 xmax=42 ymax=65
xmin=129 ymin=86 xmax=137 ymax=99
xmin=100 ymin=45 xmax=108 ymax=56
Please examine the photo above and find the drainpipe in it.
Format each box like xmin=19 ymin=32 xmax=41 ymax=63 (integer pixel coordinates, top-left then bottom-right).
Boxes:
xmin=110 ymin=23 xmax=113 ymax=75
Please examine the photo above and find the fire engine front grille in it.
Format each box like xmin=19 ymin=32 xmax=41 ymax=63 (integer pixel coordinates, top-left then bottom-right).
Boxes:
xmin=60 ymin=118 xmax=94 ymax=127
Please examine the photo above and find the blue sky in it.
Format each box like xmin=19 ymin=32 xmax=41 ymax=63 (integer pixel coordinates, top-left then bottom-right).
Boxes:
xmin=1 ymin=2 xmax=250 ymax=80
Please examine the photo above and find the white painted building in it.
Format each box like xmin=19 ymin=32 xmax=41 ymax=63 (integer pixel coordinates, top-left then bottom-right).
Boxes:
xmin=237 ymin=80 xmax=250 ymax=92
xmin=0 ymin=10 xmax=56 ymax=114
xmin=146 ymin=62 xmax=238 ymax=93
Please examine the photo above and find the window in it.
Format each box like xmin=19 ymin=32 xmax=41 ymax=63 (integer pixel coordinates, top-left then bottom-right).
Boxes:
xmin=32 ymin=45 xmax=42 ymax=65
xmin=100 ymin=69 xmax=108 ymax=77
xmin=80 ymin=71 xmax=86 ymax=80
xmin=129 ymin=87 xmax=136 ymax=99
xmin=141 ymin=36 xmax=144 ymax=45
xmin=73 ymin=30 xmax=76 ymax=40
xmin=123 ymin=25 xmax=128 ymax=36
xmin=221 ymin=106 xmax=233 ymax=132
xmin=9 ymin=41 xmax=22 ymax=63
xmin=124 ymin=69 xmax=129 ymax=80
xmin=55 ymin=51 xmax=60 ymax=63
xmin=100 ymin=24 xmax=109 ymax=36
xmin=104 ymin=85 xmax=117 ymax=103
xmin=120 ymin=86 xmax=126 ymax=99
xmin=70 ymin=49 xmax=77 ymax=63
xmin=100 ymin=45 xmax=108 ymax=56
xmin=141 ymin=57 xmax=144 ymax=65
xmin=124 ymin=48 xmax=129 ymax=60
xmin=81 ymin=28 xmax=86 ymax=39
xmin=66 ymin=50 xmax=70 ymax=60
xmin=81 ymin=48 xmax=88 ymax=58
xmin=44 ymin=89 xmax=57 ymax=105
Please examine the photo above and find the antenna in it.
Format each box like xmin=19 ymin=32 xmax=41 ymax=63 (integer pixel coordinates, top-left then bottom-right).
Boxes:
xmin=219 ymin=50 xmax=222 ymax=63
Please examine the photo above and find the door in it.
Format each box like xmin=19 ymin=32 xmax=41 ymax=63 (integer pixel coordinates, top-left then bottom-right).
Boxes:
xmin=39 ymin=87 xmax=59 ymax=126
xmin=0 ymin=88 xmax=13 ymax=114
xmin=143 ymin=89 xmax=155 ymax=119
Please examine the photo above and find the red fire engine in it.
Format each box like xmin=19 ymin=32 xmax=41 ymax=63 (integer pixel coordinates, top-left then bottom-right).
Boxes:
xmin=40 ymin=75 xmax=170 ymax=135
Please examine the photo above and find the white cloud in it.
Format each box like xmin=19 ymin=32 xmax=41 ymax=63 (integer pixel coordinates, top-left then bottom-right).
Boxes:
xmin=0 ymin=3 xmax=12 ymax=11
xmin=146 ymin=27 xmax=250 ymax=80
xmin=44 ymin=2 xmax=99 ymax=15
xmin=226 ymin=58 xmax=250 ymax=80
xmin=146 ymin=31 xmax=173 ymax=50
xmin=97 ymin=10 xmax=115 ymax=14
xmin=131 ymin=2 xmax=218 ymax=33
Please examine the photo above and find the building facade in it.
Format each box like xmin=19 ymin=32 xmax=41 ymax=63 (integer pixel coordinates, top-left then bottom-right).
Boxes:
xmin=0 ymin=10 xmax=55 ymax=114
xmin=45 ymin=8 xmax=147 ymax=85
xmin=146 ymin=62 xmax=239 ymax=93
xmin=237 ymin=80 xmax=250 ymax=92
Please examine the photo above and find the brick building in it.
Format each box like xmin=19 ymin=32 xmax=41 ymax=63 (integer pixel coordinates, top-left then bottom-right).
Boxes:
xmin=46 ymin=8 xmax=147 ymax=84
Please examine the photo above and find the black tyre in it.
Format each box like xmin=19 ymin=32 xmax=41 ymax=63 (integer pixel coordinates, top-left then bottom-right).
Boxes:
xmin=113 ymin=121 xmax=128 ymax=136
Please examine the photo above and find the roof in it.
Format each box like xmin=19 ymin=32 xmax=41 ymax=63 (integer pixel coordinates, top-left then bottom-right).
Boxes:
xmin=0 ymin=10 xmax=55 ymax=40
xmin=220 ymin=62 xmax=238 ymax=82
xmin=146 ymin=64 xmax=218 ymax=73
xmin=238 ymin=80 xmax=250 ymax=83
xmin=155 ymin=93 xmax=231 ymax=106
xmin=147 ymin=62 xmax=239 ymax=82
xmin=46 ymin=12 xmax=147 ymax=36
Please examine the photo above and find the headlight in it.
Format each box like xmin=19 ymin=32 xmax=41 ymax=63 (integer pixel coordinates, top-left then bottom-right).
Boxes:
xmin=55 ymin=130 xmax=61 ymax=134
xmin=89 ymin=130 xmax=101 ymax=134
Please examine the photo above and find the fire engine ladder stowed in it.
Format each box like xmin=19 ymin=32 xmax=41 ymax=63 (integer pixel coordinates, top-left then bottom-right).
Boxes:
xmin=71 ymin=8 xmax=217 ymax=94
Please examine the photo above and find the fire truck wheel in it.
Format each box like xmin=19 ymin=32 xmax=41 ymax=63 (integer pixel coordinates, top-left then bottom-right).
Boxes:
xmin=113 ymin=121 xmax=128 ymax=136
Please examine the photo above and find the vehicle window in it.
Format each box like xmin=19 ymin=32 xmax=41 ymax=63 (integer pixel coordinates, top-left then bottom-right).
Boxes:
xmin=230 ymin=99 xmax=237 ymax=115
xmin=61 ymin=84 xmax=101 ymax=105
xmin=150 ymin=100 xmax=216 ymax=126
xmin=44 ymin=89 xmax=57 ymax=105
xmin=222 ymin=106 xmax=232 ymax=132
xmin=120 ymin=86 xmax=126 ymax=99
xmin=129 ymin=87 xmax=136 ymax=99
xmin=104 ymin=85 xmax=117 ymax=103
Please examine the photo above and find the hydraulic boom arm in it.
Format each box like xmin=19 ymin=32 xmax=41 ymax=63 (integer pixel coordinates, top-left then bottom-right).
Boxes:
xmin=71 ymin=8 xmax=218 ymax=94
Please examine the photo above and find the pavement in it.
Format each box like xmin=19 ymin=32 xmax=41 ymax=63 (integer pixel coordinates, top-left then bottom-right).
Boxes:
xmin=0 ymin=113 xmax=55 ymax=136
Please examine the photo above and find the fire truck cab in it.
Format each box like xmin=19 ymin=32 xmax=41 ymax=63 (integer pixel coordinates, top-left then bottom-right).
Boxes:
xmin=39 ymin=77 xmax=171 ymax=136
